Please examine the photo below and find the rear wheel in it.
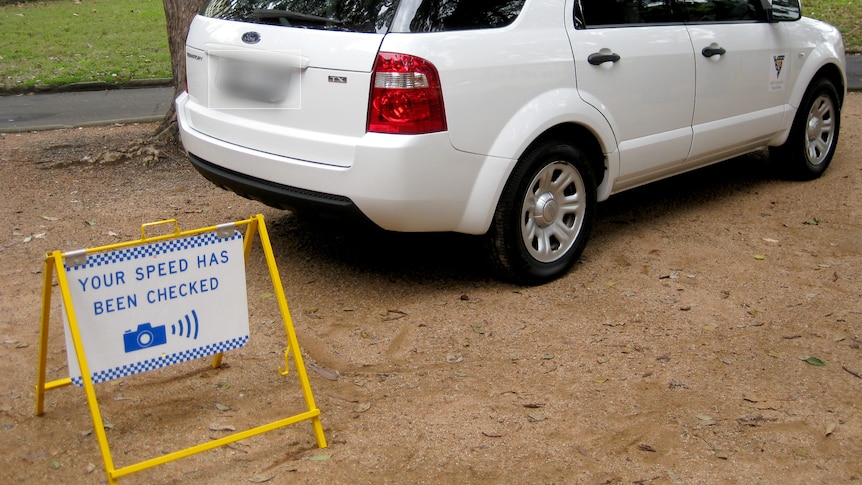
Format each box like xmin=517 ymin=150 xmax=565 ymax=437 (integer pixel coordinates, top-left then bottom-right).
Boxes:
xmin=488 ymin=140 xmax=597 ymax=285
xmin=770 ymin=78 xmax=841 ymax=180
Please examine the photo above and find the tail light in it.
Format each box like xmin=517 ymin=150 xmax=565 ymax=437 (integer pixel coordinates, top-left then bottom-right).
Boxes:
xmin=367 ymin=52 xmax=447 ymax=134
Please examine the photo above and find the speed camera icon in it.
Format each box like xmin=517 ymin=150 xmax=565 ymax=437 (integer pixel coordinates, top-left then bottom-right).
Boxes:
xmin=122 ymin=323 xmax=168 ymax=353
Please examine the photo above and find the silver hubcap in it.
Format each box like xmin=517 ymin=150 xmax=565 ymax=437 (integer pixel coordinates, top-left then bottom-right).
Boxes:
xmin=521 ymin=161 xmax=586 ymax=263
xmin=805 ymin=93 xmax=836 ymax=166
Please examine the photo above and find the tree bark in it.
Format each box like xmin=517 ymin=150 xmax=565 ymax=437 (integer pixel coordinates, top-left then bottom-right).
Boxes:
xmin=158 ymin=0 xmax=206 ymax=138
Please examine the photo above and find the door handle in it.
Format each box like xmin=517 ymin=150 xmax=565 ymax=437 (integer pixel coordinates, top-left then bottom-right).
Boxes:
xmin=701 ymin=46 xmax=726 ymax=57
xmin=588 ymin=52 xmax=621 ymax=65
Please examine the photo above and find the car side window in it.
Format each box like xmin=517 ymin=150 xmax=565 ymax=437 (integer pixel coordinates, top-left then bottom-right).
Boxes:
xmin=406 ymin=0 xmax=527 ymax=32
xmin=680 ymin=0 xmax=766 ymax=22
xmin=578 ymin=0 xmax=677 ymax=27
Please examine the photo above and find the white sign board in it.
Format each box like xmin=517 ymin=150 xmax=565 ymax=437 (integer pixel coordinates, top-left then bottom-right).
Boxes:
xmin=61 ymin=230 xmax=249 ymax=386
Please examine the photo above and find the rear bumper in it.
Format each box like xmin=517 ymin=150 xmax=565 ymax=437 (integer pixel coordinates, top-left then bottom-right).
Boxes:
xmin=177 ymin=92 xmax=512 ymax=234
xmin=188 ymin=152 xmax=371 ymax=221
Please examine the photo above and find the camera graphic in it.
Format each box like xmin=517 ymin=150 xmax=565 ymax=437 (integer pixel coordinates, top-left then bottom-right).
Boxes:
xmin=123 ymin=323 xmax=168 ymax=353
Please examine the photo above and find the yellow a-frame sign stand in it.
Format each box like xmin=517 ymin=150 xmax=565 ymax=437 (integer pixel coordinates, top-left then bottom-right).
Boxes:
xmin=34 ymin=214 xmax=326 ymax=484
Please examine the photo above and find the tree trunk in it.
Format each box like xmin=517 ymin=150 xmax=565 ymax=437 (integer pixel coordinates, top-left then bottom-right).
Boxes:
xmin=157 ymin=0 xmax=206 ymax=138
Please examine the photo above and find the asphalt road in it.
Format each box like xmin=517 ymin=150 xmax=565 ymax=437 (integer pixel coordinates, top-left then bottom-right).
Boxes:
xmin=1 ymin=55 xmax=860 ymax=133
xmin=1 ymin=86 xmax=175 ymax=133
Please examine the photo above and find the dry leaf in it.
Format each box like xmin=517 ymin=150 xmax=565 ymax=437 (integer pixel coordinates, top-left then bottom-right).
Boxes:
xmin=753 ymin=400 xmax=780 ymax=411
xmin=306 ymin=361 xmax=339 ymax=381
xmin=209 ymin=423 xmax=236 ymax=432
xmin=248 ymin=475 xmax=274 ymax=483
xmin=843 ymin=366 xmax=862 ymax=379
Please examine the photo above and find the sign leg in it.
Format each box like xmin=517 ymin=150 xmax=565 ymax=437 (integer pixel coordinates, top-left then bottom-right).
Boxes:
xmin=34 ymin=253 xmax=57 ymax=416
xmin=255 ymin=216 xmax=327 ymax=449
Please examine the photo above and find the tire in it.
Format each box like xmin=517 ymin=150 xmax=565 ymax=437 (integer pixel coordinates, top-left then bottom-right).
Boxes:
xmin=770 ymin=78 xmax=841 ymax=180
xmin=488 ymin=140 xmax=597 ymax=285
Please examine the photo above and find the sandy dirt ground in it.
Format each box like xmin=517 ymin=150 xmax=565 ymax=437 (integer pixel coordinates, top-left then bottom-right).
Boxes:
xmin=0 ymin=93 xmax=860 ymax=485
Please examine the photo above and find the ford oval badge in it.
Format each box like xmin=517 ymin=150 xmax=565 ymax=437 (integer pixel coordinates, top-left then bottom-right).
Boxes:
xmin=241 ymin=31 xmax=261 ymax=44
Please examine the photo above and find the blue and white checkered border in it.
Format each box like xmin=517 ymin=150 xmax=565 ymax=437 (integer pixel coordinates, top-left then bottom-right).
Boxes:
xmin=71 ymin=336 xmax=249 ymax=387
xmin=65 ymin=231 xmax=243 ymax=272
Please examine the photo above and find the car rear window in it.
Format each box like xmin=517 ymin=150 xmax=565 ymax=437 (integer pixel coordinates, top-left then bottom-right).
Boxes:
xmin=200 ymin=0 xmax=399 ymax=33
xmin=199 ymin=0 xmax=526 ymax=33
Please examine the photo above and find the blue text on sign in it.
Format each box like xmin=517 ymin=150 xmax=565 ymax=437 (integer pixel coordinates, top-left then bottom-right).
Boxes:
xmin=146 ymin=277 xmax=220 ymax=303
xmin=136 ymin=258 xmax=189 ymax=281
xmin=77 ymin=271 xmax=126 ymax=292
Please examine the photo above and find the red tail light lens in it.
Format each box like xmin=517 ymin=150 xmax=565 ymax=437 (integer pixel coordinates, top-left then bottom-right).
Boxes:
xmin=367 ymin=52 xmax=447 ymax=134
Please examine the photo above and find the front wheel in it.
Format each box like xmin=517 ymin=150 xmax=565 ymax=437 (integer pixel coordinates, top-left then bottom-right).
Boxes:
xmin=770 ymin=78 xmax=841 ymax=180
xmin=488 ymin=140 xmax=597 ymax=285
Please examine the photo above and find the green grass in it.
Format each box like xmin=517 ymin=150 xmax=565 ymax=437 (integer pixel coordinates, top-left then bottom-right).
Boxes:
xmin=805 ymin=0 xmax=862 ymax=53
xmin=0 ymin=0 xmax=170 ymax=91
xmin=0 ymin=0 xmax=858 ymax=92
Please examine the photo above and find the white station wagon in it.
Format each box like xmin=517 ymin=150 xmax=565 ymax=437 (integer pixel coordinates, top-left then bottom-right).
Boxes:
xmin=177 ymin=0 xmax=846 ymax=284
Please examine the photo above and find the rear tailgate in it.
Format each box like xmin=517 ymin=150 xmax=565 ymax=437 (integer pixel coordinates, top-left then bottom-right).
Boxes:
xmin=183 ymin=16 xmax=384 ymax=168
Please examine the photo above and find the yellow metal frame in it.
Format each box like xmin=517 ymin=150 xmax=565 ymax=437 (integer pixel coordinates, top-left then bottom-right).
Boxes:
xmin=34 ymin=214 xmax=326 ymax=484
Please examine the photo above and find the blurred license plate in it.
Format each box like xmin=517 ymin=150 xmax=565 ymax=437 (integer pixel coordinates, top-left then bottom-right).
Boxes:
xmin=216 ymin=59 xmax=293 ymax=103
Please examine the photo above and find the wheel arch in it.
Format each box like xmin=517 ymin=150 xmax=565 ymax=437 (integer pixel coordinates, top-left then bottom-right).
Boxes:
xmin=812 ymin=63 xmax=846 ymax=107
xmin=458 ymin=88 xmax=619 ymax=236
xmin=471 ymin=122 xmax=612 ymax=235
xmin=771 ymin=61 xmax=845 ymax=148
xmin=520 ymin=123 xmax=607 ymax=191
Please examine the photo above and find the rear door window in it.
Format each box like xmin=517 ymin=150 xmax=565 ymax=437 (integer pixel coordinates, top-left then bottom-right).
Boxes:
xmin=578 ymin=0 xmax=680 ymax=27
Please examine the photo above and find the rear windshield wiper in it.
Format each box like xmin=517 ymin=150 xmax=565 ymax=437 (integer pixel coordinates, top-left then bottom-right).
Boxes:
xmin=253 ymin=9 xmax=344 ymax=25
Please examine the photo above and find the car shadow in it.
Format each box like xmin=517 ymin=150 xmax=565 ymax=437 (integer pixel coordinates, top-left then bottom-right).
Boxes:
xmin=263 ymin=151 xmax=781 ymax=285
xmin=264 ymin=211 xmax=495 ymax=286
xmin=593 ymin=149 xmax=777 ymax=236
